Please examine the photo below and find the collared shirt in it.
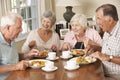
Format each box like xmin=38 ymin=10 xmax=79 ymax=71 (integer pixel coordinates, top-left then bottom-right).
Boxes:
xmin=64 ymin=28 xmax=102 ymax=48
xmin=0 ymin=32 xmax=18 ymax=65
xmin=102 ymin=21 xmax=120 ymax=75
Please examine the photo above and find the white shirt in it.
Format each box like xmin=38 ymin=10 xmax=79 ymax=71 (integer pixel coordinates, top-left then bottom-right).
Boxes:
xmin=102 ymin=21 xmax=120 ymax=75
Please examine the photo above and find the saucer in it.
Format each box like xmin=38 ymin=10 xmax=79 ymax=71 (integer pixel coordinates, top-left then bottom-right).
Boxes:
xmin=64 ymin=65 xmax=79 ymax=70
xmin=60 ymin=55 xmax=73 ymax=59
xmin=41 ymin=66 xmax=58 ymax=72
xmin=46 ymin=57 xmax=59 ymax=60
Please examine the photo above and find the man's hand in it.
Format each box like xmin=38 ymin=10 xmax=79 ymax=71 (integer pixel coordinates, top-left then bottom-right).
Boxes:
xmin=14 ymin=60 xmax=29 ymax=70
xmin=90 ymin=51 xmax=109 ymax=61
xmin=84 ymin=39 xmax=101 ymax=55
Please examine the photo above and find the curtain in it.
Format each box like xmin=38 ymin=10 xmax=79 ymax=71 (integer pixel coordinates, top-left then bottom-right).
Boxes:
xmin=0 ymin=0 xmax=11 ymax=19
xmin=45 ymin=0 xmax=56 ymax=30
xmin=45 ymin=0 xmax=55 ymax=12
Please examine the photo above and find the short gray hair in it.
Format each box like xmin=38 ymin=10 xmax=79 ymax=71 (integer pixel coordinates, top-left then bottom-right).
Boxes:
xmin=96 ymin=4 xmax=118 ymax=21
xmin=70 ymin=14 xmax=88 ymax=29
xmin=41 ymin=11 xmax=56 ymax=25
xmin=0 ymin=12 xmax=22 ymax=28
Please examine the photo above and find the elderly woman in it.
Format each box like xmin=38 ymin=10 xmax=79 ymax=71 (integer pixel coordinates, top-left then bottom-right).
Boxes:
xmin=62 ymin=14 xmax=102 ymax=50
xmin=22 ymin=11 xmax=60 ymax=53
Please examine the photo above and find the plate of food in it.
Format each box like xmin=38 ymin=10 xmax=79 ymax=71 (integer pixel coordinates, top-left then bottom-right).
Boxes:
xmin=29 ymin=59 xmax=51 ymax=69
xmin=70 ymin=49 xmax=85 ymax=56
xmin=34 ymin=50 xmax=48 ymax=59
xmin=69 ymin=56 xmax=97 ymax=65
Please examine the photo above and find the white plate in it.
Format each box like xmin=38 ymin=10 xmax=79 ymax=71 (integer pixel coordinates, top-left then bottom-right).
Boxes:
xmin=70 ymin=49 xmax=85 ymax=56
xmin=29 ymin=59 xmax=51 ymax=69
xmin=60 ymin=55 xmax=73 ymax=59
xmin=46 ymin=57 xmax=59 ymax=60
xmin=41 ymin=66 xmax=58 ymax=72
xmin=69 ymin=57 xmax=77 ymax=62
xmin=70 ymin=56 xmax=97 ymax=65
xmin=64 ymin=65 xmax=79 ymax=70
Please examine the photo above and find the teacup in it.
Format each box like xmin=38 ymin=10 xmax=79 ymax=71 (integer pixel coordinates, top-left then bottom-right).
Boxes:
xmin=48 ymin=52 xmax=56 ymax=60
xmin=45 ymin=61 xmax=55 ymax=70
xmin=66 ymin=60 xmax=77 ymax=69
xmin=62 ymin=51 xmax=71 ymax=58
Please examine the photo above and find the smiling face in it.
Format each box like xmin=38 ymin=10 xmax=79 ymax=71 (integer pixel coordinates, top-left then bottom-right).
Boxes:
xmin=96 ymin=8 xmax=111 ymax=32
xmin=41 ymin=17 xmax=53 ymax=30
xmin=71 ymin=21 xmax=85 ymax=36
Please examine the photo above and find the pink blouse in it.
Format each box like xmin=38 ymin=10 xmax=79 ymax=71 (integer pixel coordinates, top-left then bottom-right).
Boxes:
xmin=64 ymin=28 xmax=102 ymax=48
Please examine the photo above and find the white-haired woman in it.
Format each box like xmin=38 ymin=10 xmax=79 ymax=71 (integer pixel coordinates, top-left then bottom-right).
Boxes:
xmin=22 ymin=11 xmax=60 ymax=52
xmin=62 ymin=14 xmax=102 ymax=50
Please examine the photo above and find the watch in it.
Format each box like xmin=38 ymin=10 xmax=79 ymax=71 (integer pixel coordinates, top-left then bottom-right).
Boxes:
xmin=109 ymin=55 xmax=113 ymax=62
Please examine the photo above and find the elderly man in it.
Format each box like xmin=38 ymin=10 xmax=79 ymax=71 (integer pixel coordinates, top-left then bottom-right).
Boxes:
xmin=0 ymin=12 xmax=39 ymax=77
xmin=86 ymin=4 xmax=120 ymax=80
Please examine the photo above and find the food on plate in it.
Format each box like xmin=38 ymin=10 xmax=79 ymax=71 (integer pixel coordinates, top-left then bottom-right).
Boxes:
xmin=29 ymin=60 xmax=45 ymax=67
xmin=76 ymin=56 xmax=95 ymax=64
xmin=38 ymin=50 xmax=48 ymax=57
xmin=70 ymin=49 xmax=85 ymax=55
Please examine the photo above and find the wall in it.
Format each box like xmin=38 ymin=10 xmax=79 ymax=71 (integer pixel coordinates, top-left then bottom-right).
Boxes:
xmin=55 ymin=0 xmax=120 ymax=21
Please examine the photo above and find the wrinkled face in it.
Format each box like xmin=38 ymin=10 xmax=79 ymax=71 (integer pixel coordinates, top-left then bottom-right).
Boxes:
xmin=8 ymin=18 xmax=22 ymax=40
xmin=41 ymin=17 xmax=53 ymax=30
xmin=71 ymin=21 xmax=85 ymax=36
xmin=96 ymin=8 xmax=110 ymax=32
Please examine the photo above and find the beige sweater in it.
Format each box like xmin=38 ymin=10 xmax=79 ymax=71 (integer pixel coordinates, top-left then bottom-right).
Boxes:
xmin=22 ymin=29 xmax=60 ymax=53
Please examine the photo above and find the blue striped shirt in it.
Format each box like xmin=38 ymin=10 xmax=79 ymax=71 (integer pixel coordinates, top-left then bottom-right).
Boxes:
xmin=0 ymin=32 xmax=18 ymax=65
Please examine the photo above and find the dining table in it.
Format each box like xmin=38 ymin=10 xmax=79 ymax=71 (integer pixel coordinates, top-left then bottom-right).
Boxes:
xmin=5 ymin=51 xmax=105 ymax=80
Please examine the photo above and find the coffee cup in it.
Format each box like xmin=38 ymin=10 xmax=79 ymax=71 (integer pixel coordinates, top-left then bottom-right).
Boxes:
xmin=62 ymin=51 xmax=71 ymax=58
xmin=45 ymin=61 xmax=55 ymax=70
xmin=66 ymin=60 xmax=77 ymax=69
xmin=48 ymin=52 xmax=56 ymax=60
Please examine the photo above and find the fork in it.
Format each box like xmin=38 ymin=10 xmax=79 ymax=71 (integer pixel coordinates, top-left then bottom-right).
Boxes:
xmin=82 ymin=50 xmax=88 ymax=58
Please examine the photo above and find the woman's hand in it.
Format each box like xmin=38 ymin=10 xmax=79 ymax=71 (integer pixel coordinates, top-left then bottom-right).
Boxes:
xmin=24 ymin=49 xmax=39 ymax=59
xmin=28 ymin=40 xmax=37 ymax=49
xmin=61 ymin=42 xmax=71 ymax=50
xmin=51 ymin=45 xmax=57 ymax=51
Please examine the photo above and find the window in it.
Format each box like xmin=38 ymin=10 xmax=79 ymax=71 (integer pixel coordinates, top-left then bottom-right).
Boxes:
xmin=11 ymin=0 xmax=38 ymax=34
xmin=60 ymin=29 xmax=70 ymax=39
